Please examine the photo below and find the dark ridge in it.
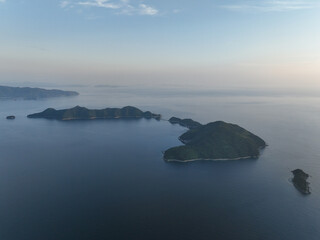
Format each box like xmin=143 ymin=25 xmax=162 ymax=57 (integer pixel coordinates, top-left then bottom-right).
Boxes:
xmin=27 ymin=106 xmax=161 ymax=121
xmin=169 ymin=117 xmax=202 ymax=129
xmin=0 ymin=85 xmax=79 ymax=100
xmin=164 ymin=121 xmax=266 ymax=161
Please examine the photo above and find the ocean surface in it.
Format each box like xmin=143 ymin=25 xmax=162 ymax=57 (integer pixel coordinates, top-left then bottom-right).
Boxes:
xmin=0 ymin=86 xmax=320 ymax=240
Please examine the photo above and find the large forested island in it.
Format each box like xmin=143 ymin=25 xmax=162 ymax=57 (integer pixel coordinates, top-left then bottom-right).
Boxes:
xmin=28 ymin=106 xmax=266 ymax=161
xmin=0 ymin=85 xmax=79 ymax=100
xmin=27 ymin=106 xmax=161 ymax=120
xmin=164 ymin=121 xmax=266 ymax=162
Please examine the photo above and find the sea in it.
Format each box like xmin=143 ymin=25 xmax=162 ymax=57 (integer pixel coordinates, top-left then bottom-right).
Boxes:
xmin=0 ymin=85 xmax=319 ymax=240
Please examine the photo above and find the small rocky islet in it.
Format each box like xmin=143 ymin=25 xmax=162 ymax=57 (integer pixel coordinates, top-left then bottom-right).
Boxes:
xmin=291 ymin=169 xmax=311 ymax=194
xmin=6 ymin=115 xmax=16 ymax=120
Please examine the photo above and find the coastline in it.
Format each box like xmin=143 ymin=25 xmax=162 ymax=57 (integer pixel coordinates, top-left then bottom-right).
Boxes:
xmin=28 ymin=116 xmax=160 ymax=121
xmin=60 ymin=116 xmax=149 ymax=121
xmin=292 ymin=181 xmax=310 ymax=195
xmin=164 ymin=155 xmax=258 ymax=163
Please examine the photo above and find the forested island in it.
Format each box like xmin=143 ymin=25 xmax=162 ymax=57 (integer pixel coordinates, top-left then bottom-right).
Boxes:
xmin=0 ymin=86 xmax=79 ymax=100
xmin=164 ymin=120 xmax=266 ymax=162
xmin=28 ymin=106 xmax=266 ymax=162
xmin=27 ymin=106 xmax=161 ymax=120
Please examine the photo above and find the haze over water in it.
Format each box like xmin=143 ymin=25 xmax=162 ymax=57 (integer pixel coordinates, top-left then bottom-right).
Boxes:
xmin=0 ymin=86 xmax=320 ymax=240
xmin=1 ymin=0 xmax=320 ymax=238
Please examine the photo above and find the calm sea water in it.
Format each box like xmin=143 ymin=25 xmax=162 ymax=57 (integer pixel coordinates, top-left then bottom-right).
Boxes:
xmin=0 ymin=86 xmax=320 ymax=240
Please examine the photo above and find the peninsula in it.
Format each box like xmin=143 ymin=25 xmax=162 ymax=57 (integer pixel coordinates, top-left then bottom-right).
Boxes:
xmin=164 ymin=121 xmax=266 ymax=162
xmin=292 ymin=169 xmax=311 ymax=194
xmin=169 ymin=117 xmax=202 ymax=129
xmin=0 ymin=85 xmax=79 ymax=100
xmin=27 ymin=106 xmax=161 ymax=121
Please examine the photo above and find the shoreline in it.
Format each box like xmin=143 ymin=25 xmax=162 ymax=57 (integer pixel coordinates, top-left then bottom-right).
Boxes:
xmin=164 ymin=155 xmax=257 ymax=163
xmin=28 ymin=116 xmax=160 ymax=121
xmin=292 ymin=181 xmax=311 ymax=195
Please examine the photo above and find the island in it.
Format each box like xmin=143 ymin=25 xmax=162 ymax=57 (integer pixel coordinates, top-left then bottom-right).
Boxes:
xmin=6 ymin=115 xmax=15 ymax=120
xmin=0 ymin=85 xmax=79 ymax=100
xmin=28 ymin=106 xmax=266 ymax=162
xmin=164 ymin=121 xmax=266 ymax=162
xmin=27 ymin=106 xmax=161 ymax=121
xmin=169 ymin=117 xmax=202 ymax=129
xmin=291 ymin=169 xmax=311 ymax=194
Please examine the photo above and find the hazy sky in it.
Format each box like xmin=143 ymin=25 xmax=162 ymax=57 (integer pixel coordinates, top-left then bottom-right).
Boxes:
xmin=0 ymin=0 xmax=319 ymax=88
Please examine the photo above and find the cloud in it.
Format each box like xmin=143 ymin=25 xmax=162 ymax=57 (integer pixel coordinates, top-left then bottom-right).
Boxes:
xmin=0 ymin=0 xmax=6 ymax=3
xmin=78 ymin=0 xmax=120 ymax=9
xmin=221 ymin=0 xmax=319 ymax=12
xmin=60 ymin=0 xmax=159 ymax=15
xmin=138 ymin=4 xmax=158 ymax=15
xmin=60 ymin=1 xmax=71 ymax=8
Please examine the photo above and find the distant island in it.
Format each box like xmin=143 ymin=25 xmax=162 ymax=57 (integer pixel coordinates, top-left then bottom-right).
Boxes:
xmin=292 ymin=169 xmax=311 ymax=194
xmin=164 ymin=120 xmax=266 ymax=162
xmin=6 ymin=115 xmax=15 ymax=120
xmin=27 ymin=106 xmax=161 ymax=120
xmin=0 ymin=85 xmax=79 ymax=100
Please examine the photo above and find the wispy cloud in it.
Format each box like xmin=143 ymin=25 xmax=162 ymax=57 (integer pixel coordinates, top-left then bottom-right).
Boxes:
xmin=117 ymin=1 xmax=158 ymax=15
xmin=60 ymin=1 xmax=71 ymax=8
xmin=78 ymin=0 xmax=120 ymax=9
xmin=138 ymin=4 xmax=158 ymax=15
xmin=0 ymin=0 xmax=6 ymax=3
xmin=60 ymin=0 xmax=159 ymax=16
xmin=221 ymin=1 xmax=319 ymax=12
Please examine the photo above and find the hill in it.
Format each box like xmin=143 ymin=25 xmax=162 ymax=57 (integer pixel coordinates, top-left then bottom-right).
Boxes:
xmin=164 ymin=121 xmax=266 ymax=161
xmin=0 ymin=86 xmax=79 ymax=100
xmin=27 ymin=106 xmax=161 ymax=121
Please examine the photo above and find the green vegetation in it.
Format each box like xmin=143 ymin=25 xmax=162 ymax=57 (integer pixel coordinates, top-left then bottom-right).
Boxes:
xmin=27 ymin=106 xmax=161 ymax=120
xmin=28 ymin=107 xmax=265 ymax=162
xmin=292 ymin=169 xmax=311 ymax=194
xmin=169 ymin=117 xmax=202 ymax=129
xmin=0 ymin=86 xmax=79 ymax=100
xmin=164 ymin=121 xmax=266 ymax=161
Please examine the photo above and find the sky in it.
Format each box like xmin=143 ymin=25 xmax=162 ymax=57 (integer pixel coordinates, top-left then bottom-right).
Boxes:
xmin=0 ymin=0 xmax=319 ymax=89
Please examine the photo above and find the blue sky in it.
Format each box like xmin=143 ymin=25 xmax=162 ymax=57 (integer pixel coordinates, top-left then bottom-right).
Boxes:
xmin=0 ymin=0 xmax=319 ymax=88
